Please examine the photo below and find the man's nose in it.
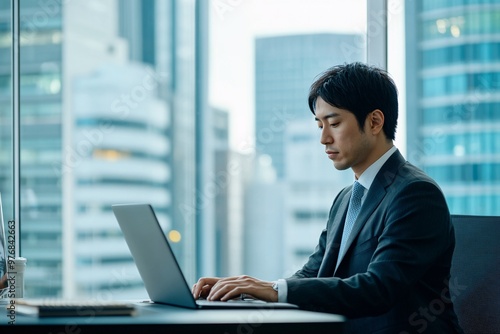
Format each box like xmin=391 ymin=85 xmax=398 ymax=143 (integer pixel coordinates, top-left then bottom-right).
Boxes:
xmin=320 ymin=129 xmax=332 ymax=145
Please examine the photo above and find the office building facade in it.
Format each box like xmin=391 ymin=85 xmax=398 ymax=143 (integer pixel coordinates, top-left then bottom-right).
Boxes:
xmin=0 ymin=0 xmax=208 ymax=298
xmin=0 ymin=0 xmax=174 ymax=298
xmin=119 ymin=0 xmax=212 ymax=283
xmin=406 ymin=0 xmax=500 ymax=215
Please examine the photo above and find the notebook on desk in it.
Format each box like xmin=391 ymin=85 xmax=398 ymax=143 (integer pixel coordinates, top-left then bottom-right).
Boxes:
xmin=14 ymin=299 xmax=137 ymax=317
xmin=112 ymin=203 xmax=298 ymax=310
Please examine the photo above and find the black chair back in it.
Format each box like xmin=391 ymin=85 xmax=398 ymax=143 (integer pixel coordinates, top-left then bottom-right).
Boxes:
xmin=450 ymin=214 xmax=500 ymax=333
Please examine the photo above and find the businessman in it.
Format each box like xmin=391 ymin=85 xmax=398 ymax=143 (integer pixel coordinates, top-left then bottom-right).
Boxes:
xmin=192 ymin=63 xmax=463 ymax=333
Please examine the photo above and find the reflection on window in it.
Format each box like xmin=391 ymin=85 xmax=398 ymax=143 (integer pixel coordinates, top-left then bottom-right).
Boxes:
xmin=0 ymin=30 xmax=65 ymax=48
xmin=1 ymin=0 xmax=371 ymax=299
xmin=21 ymin=73 xmax=61 ymax=95
xmin=421 ymin=8 xmax=500 ymax=40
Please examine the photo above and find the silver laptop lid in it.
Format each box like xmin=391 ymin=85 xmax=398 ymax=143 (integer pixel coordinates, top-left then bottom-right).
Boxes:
xmin=112 ymin=203 xmax=299 ymax=310
xmin=112 ymin=203 xmax=197 ymax=309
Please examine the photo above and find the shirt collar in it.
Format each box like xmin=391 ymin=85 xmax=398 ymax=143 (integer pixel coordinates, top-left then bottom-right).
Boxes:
xmin=356 ymin=146 xmax=398 ymax=191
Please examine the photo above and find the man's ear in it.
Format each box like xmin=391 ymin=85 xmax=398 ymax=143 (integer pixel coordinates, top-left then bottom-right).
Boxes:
xmin=368 ymin=109 xmax=384 ymax=135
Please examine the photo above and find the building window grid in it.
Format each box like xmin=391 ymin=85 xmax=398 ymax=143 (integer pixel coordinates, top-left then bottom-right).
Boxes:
xmin=422 ymin=71 xmax=500 ymax=98
xmin=422 ymin=131 xmax=500 ymax=155
xmin=423 ymin=102 xmax=500 ymax=125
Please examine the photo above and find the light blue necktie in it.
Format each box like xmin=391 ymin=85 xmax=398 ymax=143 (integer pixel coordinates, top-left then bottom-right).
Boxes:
xmin=337 ymin=181 xmax=365 ymax=265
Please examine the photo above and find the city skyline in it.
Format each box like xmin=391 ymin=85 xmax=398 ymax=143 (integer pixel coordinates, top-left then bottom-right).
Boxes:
xmin=208 ymin=0 xmax=368 ymax=153
xmin=0 ymin=0 xmax=498 ymax=301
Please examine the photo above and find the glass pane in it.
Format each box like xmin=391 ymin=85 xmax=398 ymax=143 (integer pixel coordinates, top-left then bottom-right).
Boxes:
xmin=17 ymin=0 xmax=368 ymax=299
xmin=0 ymin=1 xmax=12 ymax=299
xmin=210 ymin=0 xmax=367 ymax=280
xmin=401 ymin=0 xmax=500 ymax=215
xmin=19 ymin=0 xmax=180 ymax=299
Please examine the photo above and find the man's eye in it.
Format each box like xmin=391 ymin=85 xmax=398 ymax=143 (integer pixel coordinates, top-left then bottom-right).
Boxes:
xmin=317 ymin=126 xmax=323 ymax=130
xmin=330 ymin=122 xmax=339 ymax=127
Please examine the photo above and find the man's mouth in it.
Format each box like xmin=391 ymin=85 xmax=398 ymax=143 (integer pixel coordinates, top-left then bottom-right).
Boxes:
xmin=326 ymin=150 xmax=338 ymax=159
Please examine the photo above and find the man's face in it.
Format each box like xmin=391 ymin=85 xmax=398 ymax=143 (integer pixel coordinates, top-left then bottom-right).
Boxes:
xmin=314 ymin=97 xmax=374 ymax=177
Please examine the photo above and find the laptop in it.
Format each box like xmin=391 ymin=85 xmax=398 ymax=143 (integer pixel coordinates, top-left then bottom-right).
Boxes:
xmin=112 ymin=203 xmax=298 ymax=309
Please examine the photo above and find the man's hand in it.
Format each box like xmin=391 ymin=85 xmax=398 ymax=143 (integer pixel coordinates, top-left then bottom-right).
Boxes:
xmin=192 ymin=277 xmax=221 ymax=300
xmin=192 ymin=275 xmax=278 ymax=302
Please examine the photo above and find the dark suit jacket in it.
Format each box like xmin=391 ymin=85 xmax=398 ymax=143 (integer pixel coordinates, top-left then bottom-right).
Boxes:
xmin=286 ymin=150 xmax=464 ymax=334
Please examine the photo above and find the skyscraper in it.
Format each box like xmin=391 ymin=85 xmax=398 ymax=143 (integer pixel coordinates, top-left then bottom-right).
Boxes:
xmin=406 ymin=0 xmax=500 ymax=215
xmin=255 ymin=33 xmax=364 ymax=179
xmin=120 ymin=0 xmax=210 ymax=283
xmin=0 ymin=0 xmax=206 ymax=298
xmin=7 ymin=0 xmax=174 ymax=298
xmin=70 ymin=62 xmax=171 ymax=298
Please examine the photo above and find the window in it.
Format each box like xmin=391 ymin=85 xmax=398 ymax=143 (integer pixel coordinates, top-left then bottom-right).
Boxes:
xmin=0 ymin=1 xmax=13 ymax=267
xmin=7 ymin=0 xmax=496 ymax=301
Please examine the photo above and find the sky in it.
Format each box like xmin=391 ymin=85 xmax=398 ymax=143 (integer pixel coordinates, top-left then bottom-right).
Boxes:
xmin=208 ymin=0 xmax=406 ymax=153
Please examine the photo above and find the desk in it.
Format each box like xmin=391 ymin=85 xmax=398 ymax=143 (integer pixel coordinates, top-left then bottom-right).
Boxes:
xmin=2 ymin=301 xmax=345 ymax=334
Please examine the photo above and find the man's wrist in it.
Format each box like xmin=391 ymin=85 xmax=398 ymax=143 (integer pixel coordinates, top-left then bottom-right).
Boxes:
xmin=273 ymin=279 xmax=288 ymax=303
xmin=269 ymin=281 xmax=277 ymax=301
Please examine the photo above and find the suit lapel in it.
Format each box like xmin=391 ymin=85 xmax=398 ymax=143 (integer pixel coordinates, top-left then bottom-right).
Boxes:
xmin=318 ymin=189 xmax=350 ymax=277
xmin=333 ymin=150 xmax=406 ymax=274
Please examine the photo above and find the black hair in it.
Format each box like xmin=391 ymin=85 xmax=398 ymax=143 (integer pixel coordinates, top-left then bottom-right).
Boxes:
xmin=308 ymin=62 xmax=398 ymax=140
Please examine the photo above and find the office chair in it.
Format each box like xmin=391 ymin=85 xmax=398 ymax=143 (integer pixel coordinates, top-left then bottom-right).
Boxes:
xmin=450 ymin=215 xmax=500 ymax=333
